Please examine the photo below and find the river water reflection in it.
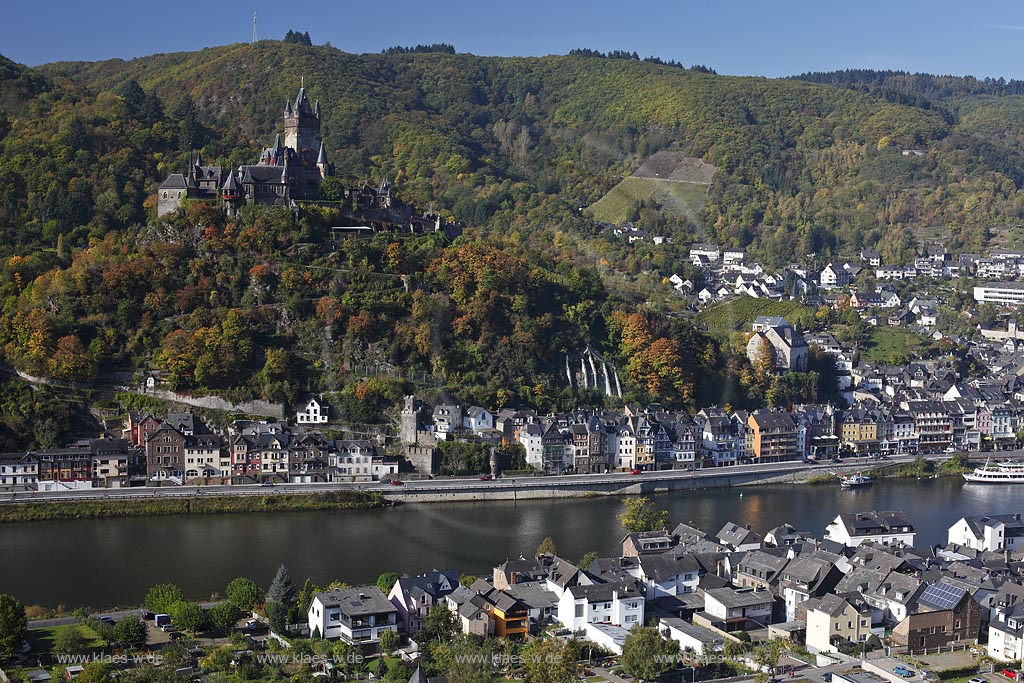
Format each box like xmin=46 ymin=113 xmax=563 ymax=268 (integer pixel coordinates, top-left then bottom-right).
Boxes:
xmin=2 ymin=477 xmax=1020 ymax=607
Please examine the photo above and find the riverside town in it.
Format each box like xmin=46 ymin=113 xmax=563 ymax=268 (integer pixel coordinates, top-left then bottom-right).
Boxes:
xmin=14 ymin=4 xmax=1024 ymax=683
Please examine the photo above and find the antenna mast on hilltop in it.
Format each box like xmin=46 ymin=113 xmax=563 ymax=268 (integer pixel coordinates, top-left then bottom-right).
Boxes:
xmin=252 ymin=11 xmax=257 ymax=43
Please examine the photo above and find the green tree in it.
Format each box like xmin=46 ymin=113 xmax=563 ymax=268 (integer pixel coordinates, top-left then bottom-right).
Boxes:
xmin=376 ymin=572 xmax=400 ymax=595
xmin=619 ymin=497 xmax=670 ymax=532
xmin=446 ymin=638 xmax=498 ymax=683
xmin=0 ymin=593 xmax=27 ymax=659
xmin=51 ymin=625 xmax=89 ymax=657
xmin=207 ymin=602 xmax=242 ymax=634
xmin=379 ymin=627 xmax=401 ymax=656
xmin=144 ymin=583 xmax=184 ymax=614
xmin=520 ymin=637 xmax=577 ymax=683
xmin=723 ymin=638 xmax=749 ymax=659
xmin=419 ymin=603 xmax=458 ymax=646
xmin=752 ymin=639 xmax=786 ymax=678
xmin=113 ymin=616 xmax=147 ymax=648
xmin=76 ymin=662 xmax=113 ymax=683
xmin=621 ymin=625 xmax=676 ymax=682
xmin=536 ymin=535 xmax=558 ymax=556
xmin=169 ymin=601 xmax=206 ymax=635
xmin=266 ymin=601 xmax=288 ymax=634
xmin=226 ymin=577 xmax=264 ymax=611
xmin=200 ymin=645 xmax=234 ymax=673
xmin=579 ymin=551 xmax=599 ymax=570
xmin=267 ymin=565 xmax=297 ymax=609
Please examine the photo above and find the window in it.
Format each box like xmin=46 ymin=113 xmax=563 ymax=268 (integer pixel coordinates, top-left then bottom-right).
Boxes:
xmin=575 ymin=604 xmax=584 ymax=618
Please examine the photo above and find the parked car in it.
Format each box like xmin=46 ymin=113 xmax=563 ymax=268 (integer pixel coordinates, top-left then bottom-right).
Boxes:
xmin=160 ymin=623 xmax=175 ymax=632
xmin=894 ymin=666 xmax=915 ymax=678
xmin=1002 ymin=669 xmax=1020 ymax=681
xmin=820 ymin=674 xmax=832 ymax=682
xmin=970 ymin=677 xmax=986 ymax=683
xmin=246 ymin=619 xmax=259 ymax=630
xmin=98 ymin=615 xmax=115 ymax=625
xmin=629 ymin=469 xmax=643 ymax=475
xmin=389 ymin=479 xmax=405 ymax=486
xmin=259 ymin=481 xmax=274 ymax=487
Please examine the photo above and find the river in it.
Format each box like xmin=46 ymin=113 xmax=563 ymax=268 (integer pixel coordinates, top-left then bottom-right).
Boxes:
xmin=4 ymin=477 xmax=1024 ymax=609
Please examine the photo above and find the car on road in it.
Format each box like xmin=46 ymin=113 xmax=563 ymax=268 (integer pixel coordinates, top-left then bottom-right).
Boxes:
xmin=629 ymin=469 xmax=643 ymax=475
xmin=894 ymin=666 xmax=915 ymax=678
xmin=685 ymin=465 xmax=696 ymax=471
xmin=98 ymin=615 xmax=115 ymax=625
xmin=389 ymin=479 xmax=405 ymax=485
xmin=804 ymin=458 xmax=817 ymax=464
xmin=820 ymin=674 xmax=832 ymax=682
xmin=479 ymin=475 xmax=492 ymax=481
xmin=259 ymin=481 xmax=274 ymax=487
xmin=970 ymin=677 xmax=986 ymax=683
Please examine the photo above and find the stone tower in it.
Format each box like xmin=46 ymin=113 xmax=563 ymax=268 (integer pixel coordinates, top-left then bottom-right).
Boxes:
xmin=283 ymin=85 xmax=321 ymax=164
xmin=400 ymin=395 xmax=422 ymax=446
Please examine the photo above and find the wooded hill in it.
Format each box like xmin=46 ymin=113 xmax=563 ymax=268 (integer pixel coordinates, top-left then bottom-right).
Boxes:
xmin=0 ymin=42 xmax=1014 ymax=435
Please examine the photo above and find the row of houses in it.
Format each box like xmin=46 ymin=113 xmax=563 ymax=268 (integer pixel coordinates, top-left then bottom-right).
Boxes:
xmin=305 ymin=509 xmax=1024 ymax=662
xmin=0 ymin=410 xmax=401 ymax=491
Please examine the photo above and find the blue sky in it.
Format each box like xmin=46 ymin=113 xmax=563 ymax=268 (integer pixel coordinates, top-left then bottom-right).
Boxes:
xmin=4 ymin=0 xmax=1024 ymax=79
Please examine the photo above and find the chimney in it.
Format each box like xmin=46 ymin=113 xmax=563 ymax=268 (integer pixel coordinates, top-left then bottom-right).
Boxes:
xmin=359 ymin=593 xmax=366 ymax=600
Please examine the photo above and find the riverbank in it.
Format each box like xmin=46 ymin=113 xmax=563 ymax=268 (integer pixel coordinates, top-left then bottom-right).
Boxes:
xmin=0 ymin=490 xmax=384 ymax=523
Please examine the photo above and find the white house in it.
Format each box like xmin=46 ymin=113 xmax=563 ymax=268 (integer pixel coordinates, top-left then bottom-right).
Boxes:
xmin=989 ymin=604 xmax=1024 ymax=662
xmin=0 ymin=453 xmax=38 ymax=488
xmin=824 ymin=511 xmax=916 ymax=547
xmin=556 ymin=581 xmax=645 ymax=632
xmin=463 ymin=406 xmax=494 ymax=433
xmin=659 ymin=617 xmax=724 ymax=653
xmin=296 ymin=395 xmax=330 ymax=425
xmin=948 ymin=514 xmax=1024 ymax=553
xmin=330 ymin=440 xmax=398 ymax=481
xmin=308 ymin=586 xmax=399 ymax=643
xmin=702 ymin=587 xmax=774 ymax=626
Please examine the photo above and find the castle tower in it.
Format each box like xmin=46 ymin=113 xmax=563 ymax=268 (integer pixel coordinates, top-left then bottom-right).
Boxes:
xmin=283 ymin=85 xmax=321 ymax=163
xmin=221 ymin=171 xmax=242 ymax=217
xmin=400 ymin=395 xmax=421 ymax=446
xmin=316 ymin=141 xmax=329 ymax=179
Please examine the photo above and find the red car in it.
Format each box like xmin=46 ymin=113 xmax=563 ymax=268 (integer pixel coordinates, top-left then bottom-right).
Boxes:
xmin=479 ymin=475 xmax=492 ymax=481
xmin=1003 ymin=669 xmax=1019 ymax=681
xmin=629 ymin=469 xmax=643 ymax=475
xmin=389 ymin=479 xmax=405 ymax=486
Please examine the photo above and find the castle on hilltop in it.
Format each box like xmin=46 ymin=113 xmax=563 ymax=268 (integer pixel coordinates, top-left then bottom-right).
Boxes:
xmin=157 ymin=83 xmax=333 ymax=217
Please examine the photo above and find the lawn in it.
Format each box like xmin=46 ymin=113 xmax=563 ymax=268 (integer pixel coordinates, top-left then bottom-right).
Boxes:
xmin=697 ymin=296 xmax=812 ymax=335
xmin=25 ymin=624 xmax=107 ymax=661
xmin=859 ymin=326 xmax=937 ymax=364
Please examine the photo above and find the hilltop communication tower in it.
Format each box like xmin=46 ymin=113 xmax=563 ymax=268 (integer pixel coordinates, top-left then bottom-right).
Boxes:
xmin=252 ymin=12 xmax=257 ymax=43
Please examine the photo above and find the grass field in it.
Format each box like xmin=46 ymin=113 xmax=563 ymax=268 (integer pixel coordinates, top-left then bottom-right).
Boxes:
xmin=587 ymin=177 xmax=707 ymax=225
xmin=26 ymin=624 xmax=107 ymax=660
xmin=859 ymin=326 xmax=938 ymax=364
xmin=697 ymin=297 xmax=811 ymax=335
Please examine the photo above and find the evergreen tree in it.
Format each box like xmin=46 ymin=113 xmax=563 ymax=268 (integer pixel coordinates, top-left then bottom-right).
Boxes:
xmin=267 ymin=565 xmax=297 ymax=609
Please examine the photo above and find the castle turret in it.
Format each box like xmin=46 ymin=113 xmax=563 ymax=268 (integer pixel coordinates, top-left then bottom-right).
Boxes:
xmin=221 ymin=171 xmax=242 ymax=217
xmin=316 ymin=141 xmax=329 ymax=179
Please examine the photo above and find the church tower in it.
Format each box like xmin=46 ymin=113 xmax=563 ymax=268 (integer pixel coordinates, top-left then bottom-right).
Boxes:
xmin=283 ymin=84 xmax=321 ymax=163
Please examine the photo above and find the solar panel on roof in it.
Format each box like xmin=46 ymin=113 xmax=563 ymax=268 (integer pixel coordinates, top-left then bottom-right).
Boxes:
xmin=920 ymin=582 xmax=966 ymax=610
